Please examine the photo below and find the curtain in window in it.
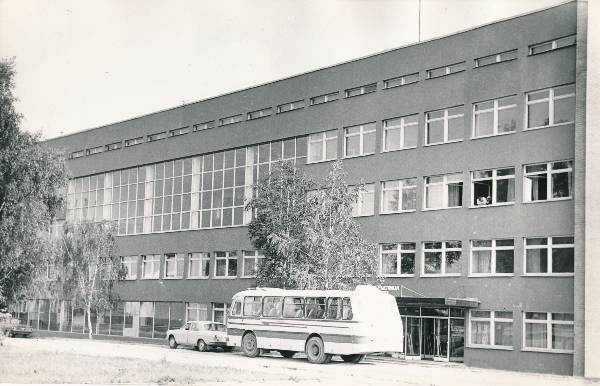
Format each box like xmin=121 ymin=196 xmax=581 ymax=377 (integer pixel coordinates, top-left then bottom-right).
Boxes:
xmin=552 ymin=324 xmax=574 ymax=350
xmin=473 ymin=251 xmax=491 ymax=273
xmin=447 ymin=183 xmax=462 ymax=207
xmin=525 ymin=323 xmax=547 ymax=348
xmin=471 ymin=321 xmax=490 ymax=345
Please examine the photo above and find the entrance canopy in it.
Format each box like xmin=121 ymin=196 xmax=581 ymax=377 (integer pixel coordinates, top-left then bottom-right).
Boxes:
xmin=396 ymin=297 xmax=480 ymax=308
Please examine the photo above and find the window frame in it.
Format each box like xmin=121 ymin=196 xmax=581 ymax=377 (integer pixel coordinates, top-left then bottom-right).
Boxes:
xmin=379 ymin=242 xmax=416 ymax=277
xmin=474 ymin=49 xmax=518 ymax=68
xmin=469 ymin=239 xmax=515 ymax=277
xmin=242 ymin=250 xmax=265 ymax=278
xmin=383 ymin=72 xmax=419 ymax=89
xmin=426 ymin=61 xmax=466 ymax=79
xmin=423 ymin=173 xmax=463 ymax=210
xmin=105 ymin=141 xmax=122 ymax=152
xmin=247 ymin=107 xmax=273 ymax=121
xmin=351 ymin=183 xmax=375 ymax=217
xmin=382 ymin=114 xmax=419 ymax=152
xmin=124 ymin=136 xmax=143 ymax=147
xmin=188 ymin=252 xmax=210 ymax=279
xmin=472 ymin=96 xmax=518 ymax=138
xmin=193 ymin=121 xmax=215 ymax=132
xmin=307 ymin=129 xmax=338 ymax=164
xmin=421 ymin=240 xmax=462 ymax=276
xmin=169 ymin=127 xmax=190 ymax=137
xmin=141 ymin=254 xmax=160 ymax=280
xmin=525 ymin=84 xmax=575 ymax=130
xmin=214 ymin=251 xmax=237 ymax=279
xmin=471 ymin=167 xmax=516 ymax=207
xmin=380 ymin=178 xmax=417 ymax=214
xmin=147 ymin=131 xmax=167 ymax=142
xmin=522 ymin=312 xmax=574 ymax=353
xmin=523 ymin=236 xmax=574 ymax=276
xmin=163 ymin=253 xmax=184 ymax=279
xmin=310 ymin=92 xmax=339 ymax=106
xmin=469 ymin=310 xmax=514 ymax=349
xmin=425 ymin=106 xmax=464 ymax=145
xmin=219 ymin=114 xmax=243 ymax=126
xmin=277 ymin=99 xmax=305 ymax=114
xmin=86 ymin=146 xmax=103 ymax=156
xmin=343 ymin=122 xmax=376 ymax=158
xmin=121 ymin=255 xmax=138 ymax=280
xmin=528 ymin=35 xmax=576 ymax=56
xmin=344 ymin=83 xmax=377 ymax=98
xmin=523 ymin=160 xmax=573 ymax=203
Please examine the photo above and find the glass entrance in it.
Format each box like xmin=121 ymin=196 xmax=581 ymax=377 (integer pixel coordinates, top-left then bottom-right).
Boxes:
xmin=422 ymin=318 xmax=449 ymax=361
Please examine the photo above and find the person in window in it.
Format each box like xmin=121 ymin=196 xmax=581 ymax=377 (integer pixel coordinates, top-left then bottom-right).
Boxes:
xmin=476 ymin=196 xmax=488 ymax=206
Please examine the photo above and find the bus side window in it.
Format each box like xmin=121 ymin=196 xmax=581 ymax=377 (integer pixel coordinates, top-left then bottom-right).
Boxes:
xmin=230 ymin=299 xmax=242 ymax=316
xmin=342 ymin=297 xmax=353 ymax=320
xmin=327 ymin=297 xmax=342 ymax=320
xmin=262 ymin=296 xmax=283 ymax=318
xmin=305 ymin=297 xmax=326 ymax=319
xmin=243 ymin=296 xmax=262 ymax=317
xmin=283 ymin=297 xmax=304 ymax=318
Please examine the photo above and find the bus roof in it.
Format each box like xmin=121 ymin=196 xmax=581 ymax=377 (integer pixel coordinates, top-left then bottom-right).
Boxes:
xmin=232 ymin=287 xmax=354 ymax=299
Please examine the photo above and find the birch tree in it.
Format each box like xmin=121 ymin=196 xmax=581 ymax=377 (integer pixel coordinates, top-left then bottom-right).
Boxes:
xmin=58 ymin=221 xmax=122 ymax=338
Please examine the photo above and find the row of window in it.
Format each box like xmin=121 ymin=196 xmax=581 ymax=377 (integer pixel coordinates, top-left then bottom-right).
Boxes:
xmin=307 ymin=84 xmax=575 ymax=163
xmin=68 ymin=34 xmax=576 ymax=160
xmin=231 ymin=296 xmax=352 ymax=320
xmin=380 ymin=236 xmax=574 ymax=277
xmin=469 ymin=310 xmax=573 ymax=353
xmin=351 ymin=160 xmax=572 ymax=217
xmin=10 ymin=299 xmax=229 ymax=338
xmin=121 ymin=250 xmax=264 ymax=280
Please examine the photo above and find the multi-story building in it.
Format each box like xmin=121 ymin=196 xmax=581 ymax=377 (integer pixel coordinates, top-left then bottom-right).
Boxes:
xmin=14 ymin=0 xmax=596 ymax=377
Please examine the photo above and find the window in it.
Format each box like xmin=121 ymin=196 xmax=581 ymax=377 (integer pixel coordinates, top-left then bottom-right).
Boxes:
xmin=283 ymin=297 xmax=305 ymax=318
xmin=526 ymin=84 xmax=575 ymax=129
xmin=380 ymin=243 xmax=416 ymax=276
xmin=305 ymin=298 xmax=326 ymax=319
xmin=327 ymin=297 xmax=352 ymax=320
xmin=470 ymin=239 xmax=514 ymax=275
xmin=70 ymin=150 xmax=84 ymax=159
xmin=423 ymin=241 xmax=462 ymax=275
xmin=345 ymin=83 xmax=377 ymax=98
xmin=169 ymin=127 xmax=190 ymax=137
xmin=243 ymin=296 xmax=262 ymax=317
xmin=529 ymin=35 xmax=576 ymax=55
xmin=424 ymin=173 xmax=463 ymax=210
xmin=214 ymin=251 xmax=237 ymax=278
xmin=186 ymin=303 xmax=208 ymax=321
xmin=470 ymin=310 xmax=513 ymax=348
xmin=188 ymin=252 xmax=210 ymax=278
xmin=310 ymin=92 xmax=339 ymax=106
xmin=212 ymin=303 xmax=228 ymax=323
xmin=105 ymin=142 xmax=122 ymax=152
xmin=425 ymin=106 xmax=464 ymax=145
xmin=344 ymin=122 xmax=376 ymax=157
xmin=219 ymin=114 xmax=243 ymax=126
xmin=277 ymin=99 xmax=305 ymax=113
xmin=164 ymin=253 xmax=184 ymax=279
xmin=381 ymin=178 xmax=417 ymax=213
xmin=473 ymin=96 xmax=517 ymax=137
xmin=147 ymin=132 xmax=167 ymax=142
xmin=141 ymin=255 xmax=160 ymax=279
xmin=262 ymin=296 xmax=283 ymax=318
xmin=524 ymin=236 xmax=574 ymax=275
xmin=242 ymin=250 xmax=264 ymax=277
xmin=427 ymin=62 xmax=466 ymax=79
xmin=121 ymin=256 xmax=138 ymax=280
xmin=383 ymin=72 xmax=419 ymax=89
xmin=247 ymin=107 xmax=272 ymax=120
xmin=524 ymin=312 xmax=574 ymax=352
xmin=352 ymin=184 xmax=374 ymax=217
xmin=124 ymin=136 xmax=143 ymax=147
xmin=193 ymin=121 xmax=215 ymax=131
xmin=475 ymin=49 xmax=518 ymax=67
xmin=471 ymin=167 xmax=515 ymax=206
xmin=308 ymin=130 xmax=337 ymax=163
xmin=383 ymin=114 xmax=418 ymax=151
xmin=86 ymin=146 xmax=103 ymax=156
xmin=523 ymin=160 xmax=572 ymax=202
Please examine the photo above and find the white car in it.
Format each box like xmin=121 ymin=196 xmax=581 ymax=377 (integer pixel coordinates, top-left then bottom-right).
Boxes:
xmin=166 ymin=321 xmax=232 ymax=352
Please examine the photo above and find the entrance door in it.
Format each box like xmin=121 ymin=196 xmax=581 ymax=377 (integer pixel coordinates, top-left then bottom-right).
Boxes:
xmin=421 ymin=318 xmax=449 ymax=361
xmin=404 ymin=317 xmax=421 ymax=359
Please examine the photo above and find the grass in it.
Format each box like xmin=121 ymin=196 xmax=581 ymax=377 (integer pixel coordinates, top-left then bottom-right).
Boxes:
xmin=0 ymin=343 xmax=292 ymax=384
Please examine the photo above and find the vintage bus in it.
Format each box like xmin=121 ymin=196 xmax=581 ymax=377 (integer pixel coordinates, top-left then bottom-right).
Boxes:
xmin=226 ymin=285 xmax=403 ymax=364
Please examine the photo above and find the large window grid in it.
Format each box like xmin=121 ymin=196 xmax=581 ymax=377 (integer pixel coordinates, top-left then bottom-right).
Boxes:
xmin=526 ymin=84 xmax=575 ymax=129
xmin=424 ymin=173 xmax=463 ymax=210
xmin=151 ymin=160 xmax=192 ymax=233
xmin=380 ymin=243 xmax=416 ymax=276
xmin=381 ymin=178 xmax=417 ymax=213
xmin=523 ymin=160 xmax=572 ymax=202
xmin=473 ymin=96 xmax=517 ymax=138
xmin=524 ymin=236 xmax=574 ymax=275
xmin=308 ymin=130 xmax=338 ymax=164
xmin=470 ymin=239 xmax=514 ymax=276
xmin=383 ymin=115 xmax=418 ymax=152
xmin=472 ymin=168 xmax=515 ymax=207
xmin=422 ymin=241 xmax=462 ymax=276
xmin=470 ymin=310 xmax=513 ymax=349
xmin=425 ymin=107 xmax=464 ymax=145
xmin=523 ymin=312 xmax=574 ymax=352
xmin=344 ymin=123 xmax=376 ymax=158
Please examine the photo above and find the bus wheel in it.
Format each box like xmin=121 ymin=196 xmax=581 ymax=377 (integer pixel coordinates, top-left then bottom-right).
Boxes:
xmin=305 ymin=337 xmax=332 ymax=364
xmin=341 ymin=354 xmax=366 ymax=363
xmin=279 ymin=350 xmax=295 ymax=358
xmin=242 ymin=332 xmax=260 ymax=358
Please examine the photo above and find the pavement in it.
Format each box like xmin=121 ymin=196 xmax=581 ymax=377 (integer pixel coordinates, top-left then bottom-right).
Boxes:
xmin=2 ymin=335 xmax=599 ymax=386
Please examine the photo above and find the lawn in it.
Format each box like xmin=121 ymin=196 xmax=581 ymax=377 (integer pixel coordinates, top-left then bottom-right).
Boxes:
xmin=0 ymin=342 xmax=296 ymax=384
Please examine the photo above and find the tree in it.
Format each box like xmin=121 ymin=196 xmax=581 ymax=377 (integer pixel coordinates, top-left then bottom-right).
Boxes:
xmin=247 ymin=160 xmax=380 ymax=290
xmin=57 ymin=221 xmax=122 ymax=339
xmin=0 ymin=58 xmax=68 ymax=305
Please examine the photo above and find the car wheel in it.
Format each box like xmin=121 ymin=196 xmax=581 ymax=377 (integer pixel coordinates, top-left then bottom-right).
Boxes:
xmin=279 ymin=350 xmax=296 ymax=358
xmin=241 ymin=332 xmax=260 ymax=358
xmin=340 ymin=354 xmax=366 ymax=363
xmin=168 ymin=336 xmax=178 ymax=349
xmin=197 ymin=339 xmax=208 ymax=352
xmin=305 ymin=336 xmax=331 ymax=364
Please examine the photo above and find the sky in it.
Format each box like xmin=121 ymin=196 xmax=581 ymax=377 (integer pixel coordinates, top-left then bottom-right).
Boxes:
xmin=0 ymin=0 xmax=567 ymax=140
